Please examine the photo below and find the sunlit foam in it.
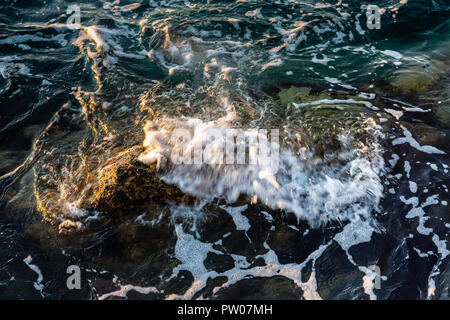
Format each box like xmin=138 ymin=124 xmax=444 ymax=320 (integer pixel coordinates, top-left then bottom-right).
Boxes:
xmin=138 ymin=116 xmax=385 ymax=227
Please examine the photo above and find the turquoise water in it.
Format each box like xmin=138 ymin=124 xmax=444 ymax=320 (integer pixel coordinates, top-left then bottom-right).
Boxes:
xmin=0 ymin=0 xmax=449 ymax=299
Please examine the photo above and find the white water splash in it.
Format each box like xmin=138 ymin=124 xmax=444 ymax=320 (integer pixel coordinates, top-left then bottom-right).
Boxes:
xmin=139 ymin=116 xmax=385 ymax=227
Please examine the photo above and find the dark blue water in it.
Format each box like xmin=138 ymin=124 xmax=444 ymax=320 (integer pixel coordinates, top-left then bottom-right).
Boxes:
xmin=0 ymin=0 xmax=449 ymax=300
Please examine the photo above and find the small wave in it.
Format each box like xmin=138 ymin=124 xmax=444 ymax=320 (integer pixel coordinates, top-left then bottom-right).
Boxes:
xmin=138 ymin=114 xmax=385 ymax=227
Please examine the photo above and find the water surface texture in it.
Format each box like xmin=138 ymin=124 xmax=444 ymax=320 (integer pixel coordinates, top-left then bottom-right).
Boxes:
xmin=0 ymin=0 xmax=449 ymax=299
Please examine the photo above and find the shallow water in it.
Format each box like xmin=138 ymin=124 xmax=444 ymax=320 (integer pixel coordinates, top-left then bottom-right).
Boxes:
xmin=0 ymin=0 xmax=449 ymax=299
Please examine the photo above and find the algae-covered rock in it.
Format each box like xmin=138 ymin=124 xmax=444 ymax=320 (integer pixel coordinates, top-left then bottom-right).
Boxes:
xmin=89 ymin=147 xmax=193 ymax=212
xmin=204 ymin=252 xmax=235 ymax=273
xmin=315 ymin=243 xmax=367 ymax=299
xmin=390 ymin=64 xmax=440 ymax=94
xmin=433 ymin=104 xmax=450 ymax=128
xmin=257 ymin=84 xmax=382 ymax=166
xmin=392 ymin=72 xmax=438 ymax=93
xmin=276 ymin=86 xmax=334 ymax=117
xmin=32 ymin=142 xmax=194 ymax=234
xmin=278 ymin=86 xmax=312 ymax=107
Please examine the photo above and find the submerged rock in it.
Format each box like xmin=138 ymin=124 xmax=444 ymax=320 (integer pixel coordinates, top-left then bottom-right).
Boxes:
xmin=272 ymin=85 xmax=384 ymax=160
xmin=278 ymin=86 xmax=312 ymax=108
xmin=389 ymin=58 xmax=448 ymax=95
xmin=215 ymin=276 xmax=304 ymax=300
xmin=89 ymin=147 xmax=193 ymax=212
xmin=401 ymin=121 xmax=449 ymax=153
xmin=391 ymin=69 xmax=438 ymax=94
xmin=32 ymin=142 xmax=194 ymax=234
xmin=433 ymin=104 xmax=450 ymax=128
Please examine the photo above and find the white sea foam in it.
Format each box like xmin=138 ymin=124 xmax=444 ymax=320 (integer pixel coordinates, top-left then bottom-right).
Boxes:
xmin=404 ymin=160 xmax=411 ymax=178
xmin=401 ymin=194 xmax=439 ymax=236
xmin=165 ymin=215 xmax=329 ymax=300
xmin=311 ymin=53 xmax=334 ymax=65
xmin=384 ymin=108 xmax=403 ymax=120
xmin=381 ymin=49 xmax=403 ymax=60
xmin=221 ymin=205 xmax=251 ymax=232
xmin=409 ymin=181 xmax=418 ymax=193
xmin=23 ymin=255 xmax=45 ymax=297
xmin=98 ymin=284 xmax=159 ymax=300
xmin=0 ymin=33 xmax=68 ymax=46
xmin=138 ymin=116 xmax=385 ymax=228
xmin=334 ymin=219 xmax=375 ymax=251
xmin=293 ymin=98 xmax=379 ymax=111
xmin=392 ymin=126 xmax=446 ymax=155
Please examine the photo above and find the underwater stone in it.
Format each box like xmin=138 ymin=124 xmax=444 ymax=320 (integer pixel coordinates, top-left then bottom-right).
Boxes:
xmin=278 ymin=86 xmax=311 ymax=108
xmin=390 ymin=68 xmax=438 ymax=94
xmin=215 ymin=276 xmax=304 ymax=300
xmin=204 ymin=252 xmax=235 ymax=273
xmin=90 ymin=148 xmax=193 ymax=212
xmin=433 ymin=104 xmax=450 ymax=128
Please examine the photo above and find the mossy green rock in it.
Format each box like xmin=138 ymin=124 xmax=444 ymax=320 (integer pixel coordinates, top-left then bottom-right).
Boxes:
xmin=278 ymin=86 xmax=312 ymax=107
xmin=89 ymin=148 xmax=193 ymax=212
xmin=433 ymin=104 xmax=450 ymax=128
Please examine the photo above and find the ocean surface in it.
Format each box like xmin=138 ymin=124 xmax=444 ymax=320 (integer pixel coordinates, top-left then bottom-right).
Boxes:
xmin=0 ymin=0 xmax=449 ymax=299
